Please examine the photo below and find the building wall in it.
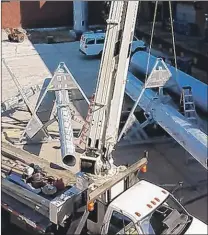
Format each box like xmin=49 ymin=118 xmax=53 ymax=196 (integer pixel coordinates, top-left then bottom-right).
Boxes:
xmin=3 ymin=1 xmax=207 ymax=35
xmin=176 ymin=3 xmax=196 ymax=23
xmin=195 ymin=2 xmax=208 ymax=36
xmin=175 ymin=1 xmax=208 ymax=36
xmin=138 ymin=1 xmax=176 ymax=23
xmin=2 ymin=2 xmax=21 ymax=28
xmin=2 ymin=1 xmax=73 ymax=29
xmin=88 ymin=1 xmax=106 ymax=25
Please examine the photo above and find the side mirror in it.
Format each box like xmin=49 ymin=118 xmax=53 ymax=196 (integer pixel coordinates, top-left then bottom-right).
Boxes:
xmin=179 ymin=197 xmax=184 ymax=204
xmin=172 ymin=181 xmax=184 ymax=204
xmin=178 ymin=181 xmax=184 ymax=187
xmin=144 ymin=150 xmax=148 ymax=159
xmin=172 ymin=181 xmax=184 ymax=194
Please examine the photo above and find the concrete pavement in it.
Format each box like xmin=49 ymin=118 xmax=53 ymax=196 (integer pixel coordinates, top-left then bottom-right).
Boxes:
xmin=1 ymin=31 xmax=207 ymax=226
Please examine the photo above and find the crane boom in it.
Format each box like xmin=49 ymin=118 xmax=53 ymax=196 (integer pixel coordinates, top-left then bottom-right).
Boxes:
xmin=85 ymin=1 xmax=139 ymax=172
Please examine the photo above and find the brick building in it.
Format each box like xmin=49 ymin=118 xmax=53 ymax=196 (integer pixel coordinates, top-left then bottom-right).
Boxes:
xmin=2 ymin=1 xmax=73 ymax=29
xmin=2 ymin=1 xmax=208 ymax=38
xmin=1 ymin=1 xmax=105 ymax=29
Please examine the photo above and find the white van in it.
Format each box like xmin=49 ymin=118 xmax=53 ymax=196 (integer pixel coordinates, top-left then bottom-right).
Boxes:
xmin=79 ymin=30 xmax=147 ymax=56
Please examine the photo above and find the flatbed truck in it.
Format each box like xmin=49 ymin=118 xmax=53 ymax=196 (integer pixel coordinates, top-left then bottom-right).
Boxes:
xmin=2 ymin=143 xmax=207 ymax=235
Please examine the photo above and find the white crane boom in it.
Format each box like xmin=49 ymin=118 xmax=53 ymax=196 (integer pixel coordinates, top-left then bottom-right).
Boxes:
xmin=85 ymin=1 xmax=139 ymax=170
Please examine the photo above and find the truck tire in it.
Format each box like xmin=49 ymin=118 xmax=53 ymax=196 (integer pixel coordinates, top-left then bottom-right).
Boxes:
xmin=131 ymin=49 xmax=138 ymax=57
xmin=98 ymin=51 xmax=103 ymax=58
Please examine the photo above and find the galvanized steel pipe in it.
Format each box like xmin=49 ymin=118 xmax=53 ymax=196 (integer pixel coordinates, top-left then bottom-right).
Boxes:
xmin=125 ymin=72 xmax=208 ymax=170
xmin=55 ymin=90 xmax=76 ymax=166
xmin=1 ymin=85 xmax=41 ymax=113
xmin=130 ymin=51 xmax=208 ymax=113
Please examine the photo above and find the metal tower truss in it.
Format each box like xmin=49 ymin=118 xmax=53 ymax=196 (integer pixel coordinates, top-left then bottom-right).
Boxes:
xmin=18 ymin=62 xmax=89 ymax=147
xmin=145 ymin=58 xmax=172 ymax=89
xmin=121 ymin=113 xmax=149 ymax=143
xmin=125 ymin=72 xmax=208 ymax=170
xmin=118 ymin=58 xmax=172 ymax=143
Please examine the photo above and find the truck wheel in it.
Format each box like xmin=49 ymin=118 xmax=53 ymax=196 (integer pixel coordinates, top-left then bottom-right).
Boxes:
xmin=131 ymin=49 xmax=137 ymax=58
xmin=98 ymin=51 xmax=103 ymax=58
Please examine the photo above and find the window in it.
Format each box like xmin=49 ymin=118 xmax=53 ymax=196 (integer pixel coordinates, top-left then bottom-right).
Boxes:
xmin=108 ymin=211 xmax=137 ymax=235
xmin=96 ymin=38 xmax=105 ymax=44
xmin=86 ymin=39 xmax=95 ymax=45
xmin=139 ymin=195 xmax=190 ymax=235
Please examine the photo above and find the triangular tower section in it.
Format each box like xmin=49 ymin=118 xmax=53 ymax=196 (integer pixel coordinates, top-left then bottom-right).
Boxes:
xmin=19 ymin=62 xmax=89 ymax=144
xmin=48 ymin=62 xmax=77 ymax=91
xmin=145 ymin=58 xmax=172 ymax=89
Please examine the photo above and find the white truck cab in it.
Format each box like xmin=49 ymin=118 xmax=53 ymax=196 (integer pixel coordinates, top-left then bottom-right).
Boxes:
xmin=79 ymin=30 xmax=147 ymax=56
xmin=88 ymin=180 xmax=207 ymax=235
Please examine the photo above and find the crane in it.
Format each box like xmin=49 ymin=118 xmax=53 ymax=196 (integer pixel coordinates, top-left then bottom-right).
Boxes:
xmin=79 ymin=1 xmax=139 ymax=175
xmin=2 ymin=2 xmax=207 ymax=235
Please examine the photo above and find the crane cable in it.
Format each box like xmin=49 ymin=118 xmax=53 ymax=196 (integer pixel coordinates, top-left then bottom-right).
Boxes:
xmin=145 ymin=1 xmax=158 ymax=82
xmin=169 ymin=1 xmax=177 ymax=71
xmin=169 ymin=1 xmax=180 ymax=91
xmin=118 ymin=1 xmax=158 ymax=142
xmin=145 ymin=2 xmax=179 ymax=85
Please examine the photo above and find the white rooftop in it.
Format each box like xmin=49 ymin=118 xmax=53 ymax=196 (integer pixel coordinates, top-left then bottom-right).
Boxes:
xmin=82 ymin=32 xmax=105 ymax=39
xmin=111 ymin=180 xmax=169 ymax=220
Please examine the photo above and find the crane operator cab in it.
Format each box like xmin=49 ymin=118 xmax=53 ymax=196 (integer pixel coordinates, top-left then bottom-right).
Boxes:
xmin=79 ymin=30 xmax=147 ymax=57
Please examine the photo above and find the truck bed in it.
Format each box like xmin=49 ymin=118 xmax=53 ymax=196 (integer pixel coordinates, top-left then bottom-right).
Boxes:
xmin=2 ymin=141 xmax=148 ymax=235
xmin=1 ymin=141 xmax=76 ymax=186
xmin=1 ymin=141 xmax=78 ymax=220
xmin=2 ymin=192 xmax=51 ymax=234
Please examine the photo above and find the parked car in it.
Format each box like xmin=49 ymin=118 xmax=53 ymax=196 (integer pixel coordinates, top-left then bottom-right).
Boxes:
xmin=79 ymin=30 xmax=147 ymax=56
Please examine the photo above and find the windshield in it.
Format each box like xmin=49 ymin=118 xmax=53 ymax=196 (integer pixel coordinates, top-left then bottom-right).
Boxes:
xmin=139 ymin=195 xmax=191 ymax=235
